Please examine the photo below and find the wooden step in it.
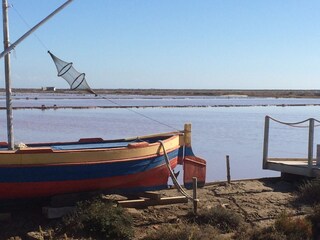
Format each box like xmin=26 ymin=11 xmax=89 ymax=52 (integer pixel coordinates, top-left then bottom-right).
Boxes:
xmin=118 ymin=196 xmax=188 ymax=208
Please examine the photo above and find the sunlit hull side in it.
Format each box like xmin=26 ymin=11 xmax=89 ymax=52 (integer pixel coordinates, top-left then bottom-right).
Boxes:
xmin=0 ymin=133 xmax=183 ymax=200
xmin=0 ymin=129 xmax=206 ymax=200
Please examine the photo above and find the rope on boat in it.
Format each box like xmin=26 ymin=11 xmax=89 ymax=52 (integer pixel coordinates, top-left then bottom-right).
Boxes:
xmin=158 ymin=140 xmax=194 ymax=202
xmin=268 ymin=116 xmax=320 ymax=128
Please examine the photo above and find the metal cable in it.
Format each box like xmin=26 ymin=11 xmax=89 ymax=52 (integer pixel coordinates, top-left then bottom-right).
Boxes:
xmin=11 ymin=4 xmax=49 ymax=51
xmin=101 ymin=96 xmax=180 ymax=131
xmin=11 ymin=3 xmax=180 ymax=132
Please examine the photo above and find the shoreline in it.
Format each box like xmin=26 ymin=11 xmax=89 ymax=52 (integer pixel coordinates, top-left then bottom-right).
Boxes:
xmin=1 ymin=103 xmax=320 ymax=110
xmin=3 ymin=88 xmax=320 ymax=98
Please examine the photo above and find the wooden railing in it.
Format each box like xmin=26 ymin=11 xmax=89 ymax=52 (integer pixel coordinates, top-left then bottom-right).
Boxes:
xmin=263 ymin=116 xmax=316 ymax=170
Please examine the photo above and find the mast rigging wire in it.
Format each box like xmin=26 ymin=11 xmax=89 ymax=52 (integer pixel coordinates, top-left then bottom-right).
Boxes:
xmin=100 ymin=95 xmax=180 ymax=131
xmin=9 ymin=3 xmax=180 ymax=132
xmin=10 ymin=4 xmax=49 ymax=51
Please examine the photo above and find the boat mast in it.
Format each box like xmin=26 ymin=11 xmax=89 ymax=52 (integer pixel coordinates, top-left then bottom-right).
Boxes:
xmin=0 ymin=0 xmax=73 ymax=150
xmin=2 ymin=0 xmax=13 ymax=149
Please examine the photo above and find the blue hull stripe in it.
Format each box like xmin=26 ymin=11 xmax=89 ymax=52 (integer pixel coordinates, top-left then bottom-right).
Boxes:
xmin=185 ymin=146 xmax=195 ymax=156
xmin=0 ymin=149 xmax=179 ymax=183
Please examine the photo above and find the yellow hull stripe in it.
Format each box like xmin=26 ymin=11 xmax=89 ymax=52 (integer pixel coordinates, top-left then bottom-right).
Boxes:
xmin=0 ymin=134 xmax=184 ymax=166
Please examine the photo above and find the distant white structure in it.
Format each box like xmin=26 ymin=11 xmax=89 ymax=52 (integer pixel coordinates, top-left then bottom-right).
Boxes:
xmin=41 ymin=87 xmax=56 ymax=91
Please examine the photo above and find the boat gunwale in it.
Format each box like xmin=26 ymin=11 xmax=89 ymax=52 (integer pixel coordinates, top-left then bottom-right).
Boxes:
xmin=0 ymin=131 xmax=184 ymax=153
xmin=0 ymin=145 xmax=182 ymax=167
xmin=0 ymin=134 xmax=184 ymax=166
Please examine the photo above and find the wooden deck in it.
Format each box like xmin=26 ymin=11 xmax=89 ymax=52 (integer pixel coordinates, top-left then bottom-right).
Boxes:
xmin=262 ymin=116 xmax=320 ymax=178
xmin=265 ymin=158 xmax=320 ymax=177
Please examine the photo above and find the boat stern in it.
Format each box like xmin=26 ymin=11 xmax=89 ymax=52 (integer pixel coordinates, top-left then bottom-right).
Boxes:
xmin=181 ymin=124 xmax=207 ymax=189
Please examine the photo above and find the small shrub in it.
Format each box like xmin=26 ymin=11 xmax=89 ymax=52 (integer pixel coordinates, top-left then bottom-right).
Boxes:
xmin=274 ymin=212 xmax=312 ymax=240
xmin=235 ymin=225 xmax=286 ymax=240
xmin=195 ymin=206 xmax=243 ymax=233
xmin=235 ymin=212 xmax=312 ymax=240
xmin=307 ymin=204 xmax=320 ymax=238
xmin=142 ymin=223 xmax=220 ymax=240
xmin=308 ymin=204 xmax=320 ymax=222
xmin=63 ymin=198 xmax=133 ymax=240
xmin=298 ymin=179 xmax=320 ymax=204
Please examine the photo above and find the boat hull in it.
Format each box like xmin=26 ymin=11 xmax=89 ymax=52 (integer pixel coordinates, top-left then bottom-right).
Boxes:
xmin=0 ymin=134 xmax=183 ymax=200
xmin=0 ymin=156 xmax=178 ymax=199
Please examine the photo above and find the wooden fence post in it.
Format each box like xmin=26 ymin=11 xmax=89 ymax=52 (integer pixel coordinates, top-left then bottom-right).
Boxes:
xmin=226 ymin=155 xmax=231 ymax=184
xmin=308 ymin=118 xmax=315 ymax=169
xmin=193 ymin=177 xmax=198 ymax=215
xmin=263 ymin=116 xmax=270 ymax=169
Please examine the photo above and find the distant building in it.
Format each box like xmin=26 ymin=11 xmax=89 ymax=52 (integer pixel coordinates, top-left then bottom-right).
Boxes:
xmin=41 ymin=87 xmax=56 ymax=91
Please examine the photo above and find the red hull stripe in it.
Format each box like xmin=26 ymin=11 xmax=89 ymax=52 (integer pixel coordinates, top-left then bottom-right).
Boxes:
xmin=0 ymin=158 xmax=178 ymax=200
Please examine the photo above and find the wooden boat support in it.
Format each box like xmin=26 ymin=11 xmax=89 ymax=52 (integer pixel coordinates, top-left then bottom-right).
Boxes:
xmin=117 ymin=179 xmax=198 ymax=211
xmin=262 ymin=116 xmax=320 ymax=177
xmin=42 ymin=191 xmax=190 ymax=219
xmin=117 ymin=195 xmax=189 ymax=209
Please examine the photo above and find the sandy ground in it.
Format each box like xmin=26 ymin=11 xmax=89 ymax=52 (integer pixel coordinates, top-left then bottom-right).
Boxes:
xmin=0 ymin=177 xmax=309 ymax=239
xmin=129 ymin=177 xmax=305 ymax=239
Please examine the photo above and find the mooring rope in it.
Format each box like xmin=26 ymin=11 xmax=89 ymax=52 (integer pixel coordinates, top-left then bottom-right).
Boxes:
xmin=158 ymin=140 xmax=194 ymax=202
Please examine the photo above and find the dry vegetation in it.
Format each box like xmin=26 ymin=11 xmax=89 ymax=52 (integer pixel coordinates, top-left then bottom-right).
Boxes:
xmin=2 ymin=177 xmax=320 ymax=239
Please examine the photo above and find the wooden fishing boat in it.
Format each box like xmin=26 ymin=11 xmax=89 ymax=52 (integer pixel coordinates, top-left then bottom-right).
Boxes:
xmin=0 ymin=126 xmax=206 ymax=200
xmin=0 ymin=0 xmax=206 ymax=200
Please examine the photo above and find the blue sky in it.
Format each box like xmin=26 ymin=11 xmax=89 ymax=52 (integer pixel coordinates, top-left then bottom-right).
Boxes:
xmin=1 ymin=0 xmax=320 ymax=89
